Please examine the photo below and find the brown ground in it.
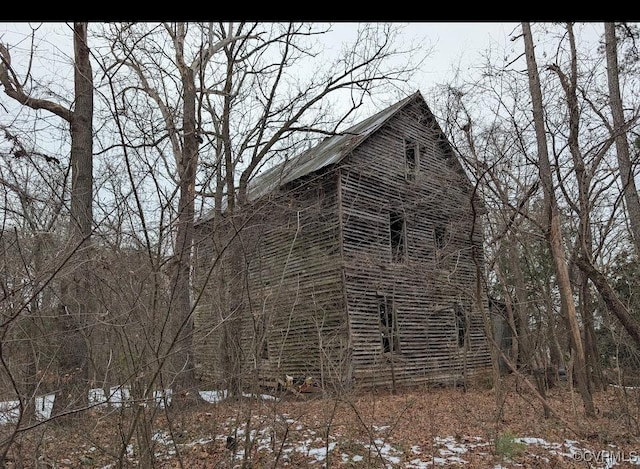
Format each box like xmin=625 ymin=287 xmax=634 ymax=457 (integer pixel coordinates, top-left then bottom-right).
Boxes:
xmin=3 ymin=375 xmax=640 ymax=468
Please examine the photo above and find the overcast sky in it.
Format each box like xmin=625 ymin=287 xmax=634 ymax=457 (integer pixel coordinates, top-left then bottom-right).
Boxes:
xmin=0 ymin=22 xmax=604 ymax=91
xmin=391 ymin=22 xmax=521 ymax=86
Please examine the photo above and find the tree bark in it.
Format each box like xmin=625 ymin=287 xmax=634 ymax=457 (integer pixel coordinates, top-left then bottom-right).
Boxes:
xmin=522 ymin=22 xmax=595 ymax=417
xmin=575 ymin=255 xmax=640 ymax=348
xmin=548 ymin=22 xmax=603 ymax=392
xmin=605 ymin=22 xmax=640 ymax=256
xmin=52 ymin=22 xmax=93 ymax=420
xmin=169 ymin=27 xmax=202 ymax=406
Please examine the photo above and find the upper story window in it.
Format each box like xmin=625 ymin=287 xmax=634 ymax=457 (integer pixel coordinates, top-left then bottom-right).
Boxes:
xmin=404 ymin=139 xmax=419 ymax=182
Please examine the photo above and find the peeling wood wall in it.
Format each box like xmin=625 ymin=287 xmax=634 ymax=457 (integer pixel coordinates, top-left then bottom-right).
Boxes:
xmin=340 ymin=98 xmax=491 ymax=388
xmin=193 ymin=97 xmax=491 ymax=391
xmin=245 ymin=172 xmax=347 ymax=389
xmin=193 ymin=170 xmax=347 ymax=390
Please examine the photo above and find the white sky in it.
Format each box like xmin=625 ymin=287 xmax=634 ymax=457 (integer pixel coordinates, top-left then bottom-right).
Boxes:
xmin=0 ymin=22 xmax=604 ymax=98
xmin=390 ymin=22 xmax=521 ymax=87
xmin=0 ymin=21 xmax=520 ymax=88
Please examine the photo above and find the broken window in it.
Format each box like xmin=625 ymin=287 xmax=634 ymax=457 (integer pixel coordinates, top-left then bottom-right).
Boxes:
xmin=405 ymin=139 xmax=418 ymax=182
xmin=378 ymin=294 xmax=399 ymax=353
xmin=261 ymin=334 xmax=270 ymax=360
xmin=434 ymin=224 xmax=446 ymax=250
xmin=454 ymin=303 xmax=467 ymax=348
xmin=390 ymin=211 xmax=406 ymax=262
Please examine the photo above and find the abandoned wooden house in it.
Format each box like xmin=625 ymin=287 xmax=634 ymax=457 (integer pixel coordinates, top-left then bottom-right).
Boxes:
xmin=193 ymin=91 xmax=492 ymax=392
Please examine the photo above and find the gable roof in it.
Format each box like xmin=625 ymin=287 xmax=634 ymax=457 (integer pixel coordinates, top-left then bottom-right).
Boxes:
xmin=199 ymin=91 xmax=447 ymax=223
xmin=247 ymin=91 xmax=423 ymax=202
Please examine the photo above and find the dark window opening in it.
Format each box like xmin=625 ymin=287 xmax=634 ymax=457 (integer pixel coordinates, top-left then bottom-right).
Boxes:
xmin=261 ymin=335 xmax=269 ymax=360
xmin=390 ymin=212 xmax=406 ymax=262
xmin=454 ymin=303 xmax=467 ymax=348
xmin=434 ymin=224 xmax=446 ymax=250
xmin=405 ymin=140 xmax=418 ymax=182
xmin=378 ymin=294 xmax=399 ymax=353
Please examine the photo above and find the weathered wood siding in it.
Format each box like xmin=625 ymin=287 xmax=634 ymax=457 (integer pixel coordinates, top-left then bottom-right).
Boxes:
xmin=339 ymin=98 xmax=491 ymax=388
xmin=194 ymin=95 xmax=492 ymax=391
xmin=192 ymin=221 xmax=225 ymax=386
xmin=193 ymin=171 xmax=348 ymax=390
xmin=246 ymin=172 xmax=347 ymax=389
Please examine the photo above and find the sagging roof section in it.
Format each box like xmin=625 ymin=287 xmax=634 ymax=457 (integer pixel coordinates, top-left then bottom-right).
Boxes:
xmin=248 ymin=91 xmax=421 ymax=201
xmin=198 ymin=91 xmax=422 ymax=223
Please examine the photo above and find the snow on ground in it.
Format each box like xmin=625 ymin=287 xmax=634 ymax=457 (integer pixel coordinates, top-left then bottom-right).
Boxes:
xmin=198 ymin=389 xmax=277 ymax=404
xmin=138 ymin=411 xmax=640 ymax=468
xmin=0 ymin=393 xmax=55 ymax=424
xmin=0 ymin=385 xmax=182 ymax=425
xmin=2 ymin=389 xmax=639 ymax=468
xmin=0 ymin=387 xmax=278 ymax=426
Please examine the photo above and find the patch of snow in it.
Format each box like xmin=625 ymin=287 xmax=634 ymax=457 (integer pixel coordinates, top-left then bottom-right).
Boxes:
xmin=35 ymin=394 xmax=54 ymax=420
xmin=0 ymin=394 xmax=55 ymax=424
xmin=308 ymin=442 xmax=337 ymax=461
xmin=609 ymin=384 xmax=640 ymax=390
xmin=406 ymin=458 xmax=431 ymax=468
xmin=352 ymin=454 xmax=363 ymax=462
xmin=198 ymin=390 xmax=226 ymax=403
xmin=0 ymin=400 xmax=19 ymax=424
xmin=108 ymin=385 xmax=130 ymax=407
xmin=515 ymin=437 xmax=550 ymax=446
xmin=182 ymin=437 xmax=214 ymax=447
xmin=153 ymin=389 xmax=172 ymax=408
xmin=241 ymin=392 xmax=277 ymax=401
xmin=152 ymin=430 xmax=172 ymax=445
xmin=444 ymin=442 xmax=468 ymax=454
xmin=89 ymin=388 xmax=108 ymax=407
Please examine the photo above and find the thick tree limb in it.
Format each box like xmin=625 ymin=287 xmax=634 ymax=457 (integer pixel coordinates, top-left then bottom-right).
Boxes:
xmin=574 ymin=255 xmax=640 ymax=348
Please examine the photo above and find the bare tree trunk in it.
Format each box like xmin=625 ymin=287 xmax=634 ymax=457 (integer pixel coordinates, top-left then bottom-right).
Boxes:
xmin=170 ymin=41 xmax=201 ymax=407
xmin=522 ymin=22 xmax=595 ymax=417
xmin=605 ymin=22 xmax=640 ymax=256
xmin=548 ymin=22 xmax=603 ymax=392
xmin=53 ymin=22 xmax=93 ymax=419
xmin=0 ymin=22 xmax=94 ymax=420
xmin=507 ymin=243 xmax=534 ymax=368
xmin=575 ymin=255 xmax=640 ymax=347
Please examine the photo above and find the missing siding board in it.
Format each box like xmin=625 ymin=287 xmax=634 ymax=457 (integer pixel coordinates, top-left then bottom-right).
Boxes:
xmin=434 ymin=224 xmax=446 ymax=267
xmin=378 ymin=294 xmax=399 ymax=353
xmin=405 ymin=139 xmax=418 ymax=182
xmin=454 ymin=303 xmax=467 ymax=348
xmin=261 ymin=331 xmax=269 ymax=359
xmin=434 ymin=224 xmax=446 ymax=250
xmin=390 ymin=211 xmax=406 ymax=262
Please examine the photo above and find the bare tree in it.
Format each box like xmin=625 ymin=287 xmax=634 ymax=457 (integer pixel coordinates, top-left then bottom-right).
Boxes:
xmin=198 ymin=22 xmax=422 ymax=394
xmin=522 ymin=21 xmax=595 ymax=416
xmin=547 ymin=21 xmax=605 ymax=391
xmin=1 ymin=22 xmax=94 ymax=419
xmin=605 ymin=22 xmax=640 ymax=256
